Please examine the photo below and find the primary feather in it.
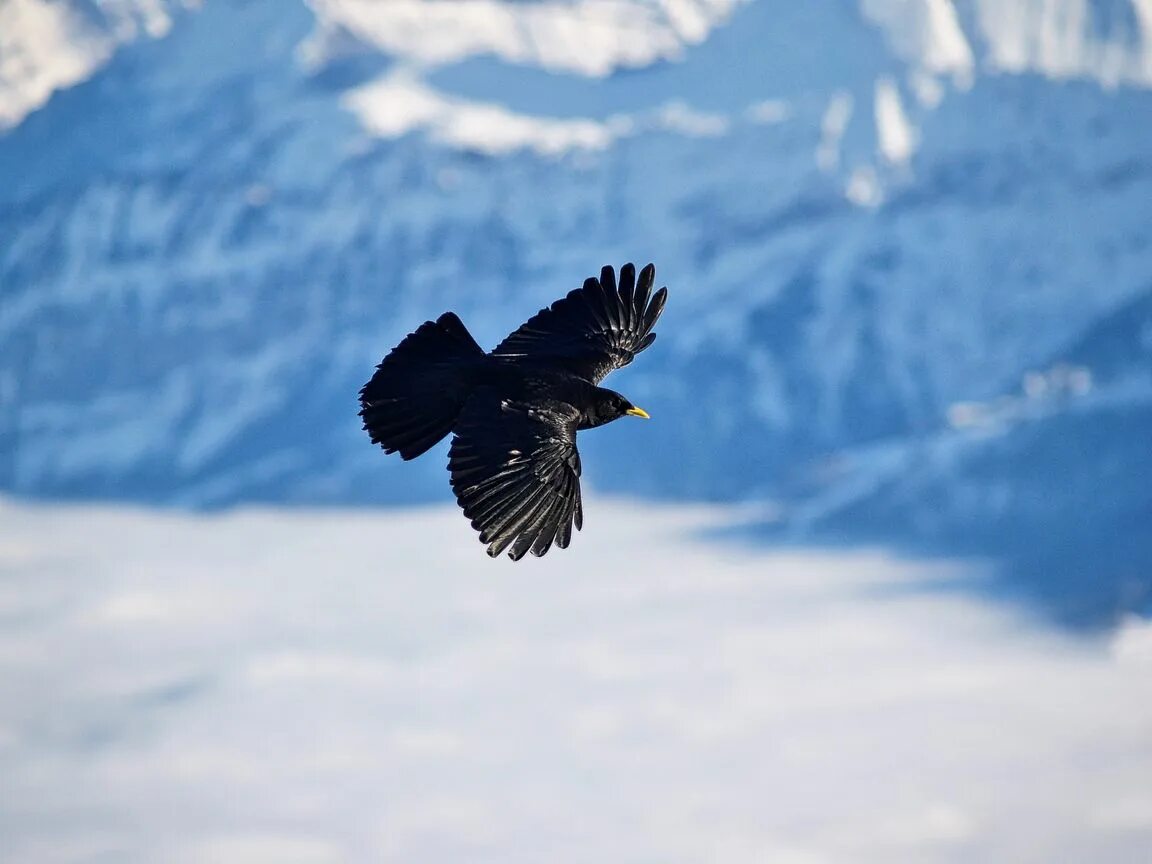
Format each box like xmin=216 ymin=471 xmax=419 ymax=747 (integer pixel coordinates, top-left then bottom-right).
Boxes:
xmin=491 ymin=263 xmax=667 ymax=385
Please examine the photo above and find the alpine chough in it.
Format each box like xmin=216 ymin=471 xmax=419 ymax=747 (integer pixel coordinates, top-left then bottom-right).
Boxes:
xmin=359 ymin=263 xmax=668 ymax=560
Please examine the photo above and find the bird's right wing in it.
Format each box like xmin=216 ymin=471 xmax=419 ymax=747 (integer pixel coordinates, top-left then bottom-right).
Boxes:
xmin=448 ymin=391 xmax=584 ymax=560
xmin=492 ymin=263 xmax=667 ymax=384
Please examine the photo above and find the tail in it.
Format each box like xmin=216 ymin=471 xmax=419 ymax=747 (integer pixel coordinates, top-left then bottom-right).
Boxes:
xmin=359 ymin=312 xmax=485 ymax=460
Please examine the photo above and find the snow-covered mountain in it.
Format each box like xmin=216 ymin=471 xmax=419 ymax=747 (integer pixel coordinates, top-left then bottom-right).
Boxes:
xmin=4 ymin=496 xmax=1152 ymax=862
xmin=2 ymin=0 xmax=1150 ymax=619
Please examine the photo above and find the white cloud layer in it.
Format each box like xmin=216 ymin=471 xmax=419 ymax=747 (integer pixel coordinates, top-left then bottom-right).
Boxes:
xmin=0 ymin=498 xmax=1150 ymax=862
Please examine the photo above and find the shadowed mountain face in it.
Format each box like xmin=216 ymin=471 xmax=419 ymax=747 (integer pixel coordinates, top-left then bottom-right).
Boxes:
xmin=2 ymin=0 xmax=1150 ymax=623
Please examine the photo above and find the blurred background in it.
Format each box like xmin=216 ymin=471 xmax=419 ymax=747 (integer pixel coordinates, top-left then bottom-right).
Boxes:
xmin=1 ymin=1 xmax=1151 ymax=862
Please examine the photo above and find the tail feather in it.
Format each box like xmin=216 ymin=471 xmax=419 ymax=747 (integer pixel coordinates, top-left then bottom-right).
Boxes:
xmin=359 ymin=312 xmax=484 ymax=460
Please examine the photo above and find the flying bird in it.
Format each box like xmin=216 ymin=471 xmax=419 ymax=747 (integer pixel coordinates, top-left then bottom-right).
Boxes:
xmin=359 ymin=263 xmax=667 ymax=560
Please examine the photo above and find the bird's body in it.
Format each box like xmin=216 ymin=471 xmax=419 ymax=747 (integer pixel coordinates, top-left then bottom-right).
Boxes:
xmin=468 ymin=363 xmax=628 ymax=429
xmin=359 ymin=263 xmax=667 ymax=559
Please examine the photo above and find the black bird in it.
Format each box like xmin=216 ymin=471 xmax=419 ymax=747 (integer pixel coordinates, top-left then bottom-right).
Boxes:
xmin=359 ymin=263 xmax=667 ymax=560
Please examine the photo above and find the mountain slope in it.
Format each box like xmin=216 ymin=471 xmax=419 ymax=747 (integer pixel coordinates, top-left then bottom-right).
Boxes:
xmin=1 ymin=0 xmax=1150 ymax=618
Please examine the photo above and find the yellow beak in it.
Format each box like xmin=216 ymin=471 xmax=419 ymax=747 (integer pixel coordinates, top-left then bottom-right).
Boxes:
xmin=625 ymin=407 xmax=651 ymax=419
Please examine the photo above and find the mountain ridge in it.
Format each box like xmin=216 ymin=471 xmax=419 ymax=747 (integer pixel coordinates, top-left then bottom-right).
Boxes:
xmin=2 ymin=0 xmax=1150 ymax=621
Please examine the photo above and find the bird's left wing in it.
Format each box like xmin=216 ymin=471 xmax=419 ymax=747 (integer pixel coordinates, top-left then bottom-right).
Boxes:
xmin=448 ymin=391 xmax=584 ymax=560
xmin=492 ymin=263 xmax=667 ymax=384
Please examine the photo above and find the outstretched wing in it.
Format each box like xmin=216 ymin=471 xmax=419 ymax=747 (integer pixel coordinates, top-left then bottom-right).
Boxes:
xmin=448 ymin=391 xmax=584 ymax=560
xmin=492 ymin=263 xmax=668 ymax=384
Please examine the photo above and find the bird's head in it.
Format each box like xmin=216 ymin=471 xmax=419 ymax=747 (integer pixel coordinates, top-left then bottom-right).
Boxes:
xmin=583 ymin=387 xmax=650 ymax=429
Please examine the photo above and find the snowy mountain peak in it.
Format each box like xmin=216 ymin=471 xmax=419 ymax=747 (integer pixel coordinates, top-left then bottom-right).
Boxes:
xmin=1 ymin=0 xmax=1150 ymax=622
xmin=0 ymin=0 xmax=188 ymax=130
xmin=864 ymin=0 xmax=1152 ymax=86
xmin=303 ymin=0 xmax=747 ymax=76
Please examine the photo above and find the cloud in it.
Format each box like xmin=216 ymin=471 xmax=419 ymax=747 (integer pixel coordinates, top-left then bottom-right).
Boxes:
xmin=0 ymin=498 xmax=1149 ymax=862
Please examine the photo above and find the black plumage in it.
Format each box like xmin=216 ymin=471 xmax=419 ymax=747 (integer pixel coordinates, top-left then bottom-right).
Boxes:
xmin=359 ymin=263 xmax=668 ymax=559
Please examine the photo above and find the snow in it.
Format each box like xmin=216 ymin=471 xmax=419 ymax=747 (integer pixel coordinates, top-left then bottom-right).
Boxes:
xmin=0 ymin=0 xmax=178 ymax=130
xmin=1 ymin=497 xmax=1150 ymax=862
xmin=861 ymin=0 xmax=975 ymax=78
xmin=655 ymin=99 xmax=730 ymax=136
xmin=306 ymin=0 xmax=746 ymax=76
xmin=1 ymin=0 xmax=1150 ymax=609
xmin=971 ymin=0 xmax=1152 ymax=87
xmin=816 ymin=91 xmax=854 ymax=172
xmin=342 ymin=73 xmax=741 ymax=155
xmin=863 ymin=0 xmax=1152 ymax=87
xmin=309 ymin=0 xmax=1152 ymax=173
xmin=304 ymin=0 xmax=1152 ymax=89
xmin=0 ymin=0 xmax=116 ymax=130
xmin=744 ymin=98 xmax=791 ymax=124
xmin=344 ymin=70 xmax=614 ymax=155
xmin=874 ymin=77 xmax=918 ymax=164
